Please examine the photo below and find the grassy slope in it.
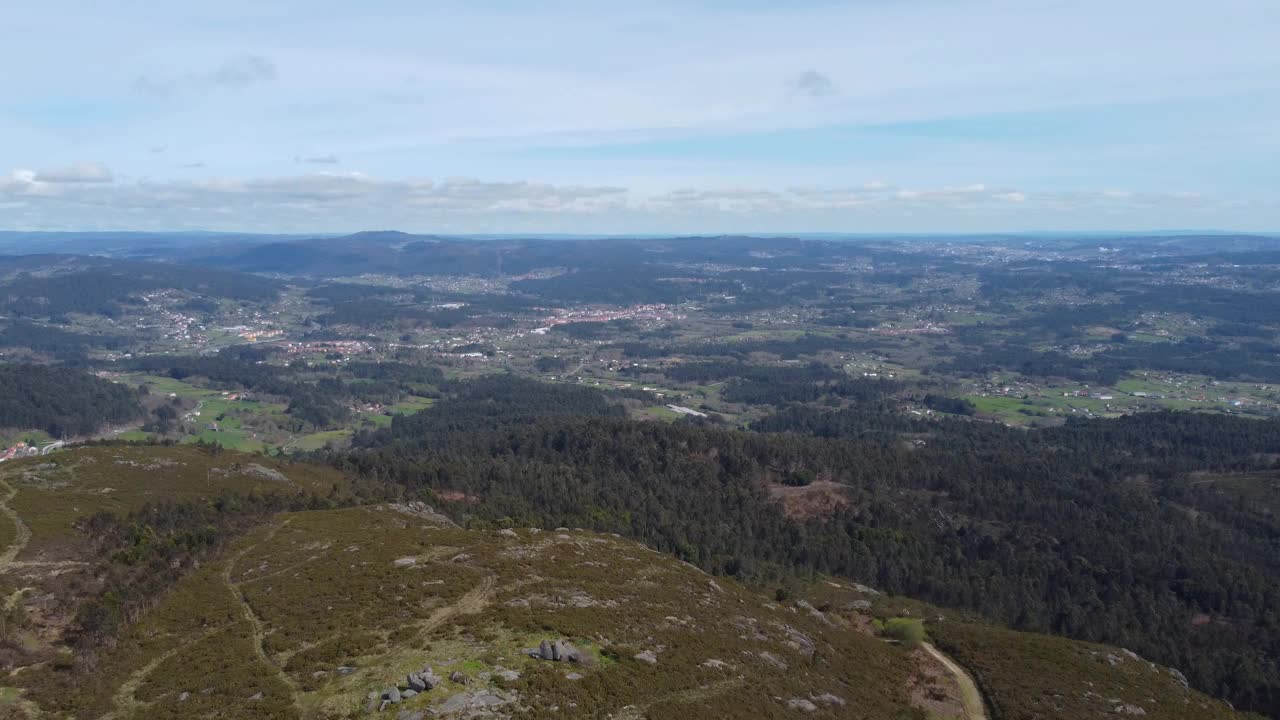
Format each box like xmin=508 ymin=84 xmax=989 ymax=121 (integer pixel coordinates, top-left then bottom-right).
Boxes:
xmin=0 ymin=445 xmax=1258 ymax=720
xmin=795 ymin=580 xmax=1246 ymax=720
xmin=1 ymin=444 xmax=346 ymax=557
xmin=8 ymin=503 xmax=928 ymax=719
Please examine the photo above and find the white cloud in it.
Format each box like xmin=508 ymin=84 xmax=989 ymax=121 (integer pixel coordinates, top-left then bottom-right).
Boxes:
xmin=788 ymin=70 xmax=836 ymax=98
xmin=31 ymin=162 xmax=114 ymax=183
xmin=134 ymin=55 xmax=276 ymax=97
xmin=0 ymin=169 xmax=1256 ymax=233
xmin=294 ymin=154 xmax=340 ymax=164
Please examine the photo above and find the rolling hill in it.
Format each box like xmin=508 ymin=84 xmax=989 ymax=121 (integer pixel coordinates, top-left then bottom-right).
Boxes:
xmin=0 ymin=444 xmax=1247 ymax=719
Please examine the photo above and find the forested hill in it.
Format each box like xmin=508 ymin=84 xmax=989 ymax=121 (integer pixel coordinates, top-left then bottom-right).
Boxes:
xmin=0 ymin=255 xmax=280 ymax=319
xmin=0 ymin=365 xmax=143 ymax=438
xmin=336 ymin=376 xmax=1280 ymax=717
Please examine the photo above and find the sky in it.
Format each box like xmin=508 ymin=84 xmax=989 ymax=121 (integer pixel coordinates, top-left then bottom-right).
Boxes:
xmin=1 ymin=0 xmax=1278 ymax=234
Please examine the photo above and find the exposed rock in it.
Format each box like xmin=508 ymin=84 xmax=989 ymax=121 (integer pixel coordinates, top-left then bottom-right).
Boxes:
xmin=557 ymin=640 xmax=583 ymax=662
xmin=510 ymin=590 xmax=616 ymax=610
xmin=787 ymin=697 xmax=818 ymax=712
xmin=633 ymin=650 xmax=658 ymax=665
xmin=539 ymin=640 xmax=555 ymax=660
xmin=843 ymin=600 xmax=873 ymax=611
xmin=435 ymin=690 xmax=513 ymax=715
xmin=242 ymin=463 xmax=290 ymax=484
xmin=393 ymin=557 xmax=417 ymax=568
xmin=177 ymin=691 xmax=189 ymax=702
xmin=450 ymin=553 xmax=472 ymax=563
xmin=758 ymin=651 xmax=788 ymax=670
xmin=1115 ymin=704 xmax=1147 ymax=715
xmin=249 ymin=691 xmax=264 ymax=701
xmin=402 ymin=689 xmax=417 ymax=699
xmin=337 ymin=665 xmax=357 ymax=675
xmin=387 ymin=500 xmax=459 ymax=528
xmin=566 ymin=672 xmax=583 ymax=681
xmin=383 ymin=687 xmax=402 ymax=703
xmin=407 ymin=672 xmax=428 ymax=692
xmin=450 ymin=670 xmax=469 ymax=685
xmin=796 ymin=599 xmax=834 ymax=627
xmin=1168 ymin=667 xmax=1190 ymax=689
xmin=701 ymin=659 xmax=729 ymax=670
xmin=778 ymin=623 xmax=816 ymax=658
xmin=497 ymin=528 xmax=519 ymax=538
xmin=495 ymin=669 xmax=521 ymax=682
xmin=396 ymin=711 xmax=424 ymax=720
xmin=811 ymin=693 xmax=845 ymax=706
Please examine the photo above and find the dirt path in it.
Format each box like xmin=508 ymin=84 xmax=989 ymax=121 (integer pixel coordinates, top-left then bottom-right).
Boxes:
xmin=922 ymin=642 xmax=989 ymax=720
xmin=223 ymin=521 xmax=304 ymax=712
xmin=0 ymin=477 xmax=32 ymax=570
xmin=413 ymin=573 xmax=497 ymax=641
xmin=104 ymin=627 xmax=225 ymax=720
xmin=104 ymin=522 xmax=298 ymax=720
xmin=613 ymin=676 xmax=745 ymax=718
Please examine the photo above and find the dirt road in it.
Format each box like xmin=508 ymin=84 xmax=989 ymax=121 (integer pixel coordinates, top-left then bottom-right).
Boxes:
xmin=922 ymin=642 xmax=989 ymax=720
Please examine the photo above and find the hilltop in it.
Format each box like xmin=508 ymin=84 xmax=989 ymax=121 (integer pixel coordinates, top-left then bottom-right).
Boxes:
xmin=0 ymin=444 xmax=1247 ymax=719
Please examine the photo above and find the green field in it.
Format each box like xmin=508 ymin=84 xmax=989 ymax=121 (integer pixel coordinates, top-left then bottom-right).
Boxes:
xmin=0 ymin=430 xmax=53 ymax=448
xmin=182 ymin=428 xmax=269 ymax=453
xmin=125 ymin=374 xmax=222 ymax=399
xmin=638 ymin=404 xmax=680 ymax=421
xmin=388 ymin=396 xmax=436 ymax=414
xmin=289 ymin=429 xmax=353 ymax=452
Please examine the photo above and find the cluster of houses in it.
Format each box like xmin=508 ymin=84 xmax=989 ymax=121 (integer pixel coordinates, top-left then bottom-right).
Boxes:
xmin=0 ymin=442 xmax=39 ymax=463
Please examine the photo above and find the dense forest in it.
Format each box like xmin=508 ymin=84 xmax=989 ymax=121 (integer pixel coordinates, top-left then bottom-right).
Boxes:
xmin=333 ymin=375 xmax=1280 ymax=717
xmin=122 ymin=351 xmax=445 ymax=430
xmin=0 ymin=323 xmax=129 ymax=364
xmin=0 ymin=365 xmax=142 ymax=438
xmin=0 ymin=258 xmax=280 ymax=319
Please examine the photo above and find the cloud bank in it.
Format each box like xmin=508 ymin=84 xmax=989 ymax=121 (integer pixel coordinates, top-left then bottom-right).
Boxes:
xmin=0 ymin=168 xmax=1245 ymax=234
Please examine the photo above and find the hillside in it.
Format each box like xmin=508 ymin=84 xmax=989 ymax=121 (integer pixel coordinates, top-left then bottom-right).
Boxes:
xmin=0 ymin=444 xmax=1247 ymax=719
xmin=0 ymin=365 xmax=142 ymax=439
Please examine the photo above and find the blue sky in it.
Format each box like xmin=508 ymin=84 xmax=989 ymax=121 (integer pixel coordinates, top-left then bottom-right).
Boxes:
xmin=1 ymin=0 xmax=1277 ymax=233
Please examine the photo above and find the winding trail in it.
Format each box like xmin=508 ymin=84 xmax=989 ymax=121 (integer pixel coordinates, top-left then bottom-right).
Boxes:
xmin=102 ymin=522 xmax=299 ymax=720
xmin=223 ymin=520 xmax=304 ymax=713
xmin=922 ymin=642 xmax=990 ymax=720
xmin=0 ymin=477 xmax=32 ymax=570
xmin=413 ymin=572 xmax=497 ymax=641
xmin=648 ymin=676 xmax=745 ymax=708
xmin=105 ymin=627 xmax=225 ymax=720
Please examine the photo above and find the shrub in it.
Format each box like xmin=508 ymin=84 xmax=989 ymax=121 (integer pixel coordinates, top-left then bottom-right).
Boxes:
xmin=883 ymin=617 xmax=925 ymax=648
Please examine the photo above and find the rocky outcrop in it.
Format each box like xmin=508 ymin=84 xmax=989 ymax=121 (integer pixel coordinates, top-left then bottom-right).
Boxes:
xmin=530 ymin=639 xmax=583 ymax=663
xmin=407 ymin=665 xmax=442 ymax=692
xmin=787 ymin=697 xmax=818 ymax=712
xmin=368 ymin=663 xmax=444 ymax=712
